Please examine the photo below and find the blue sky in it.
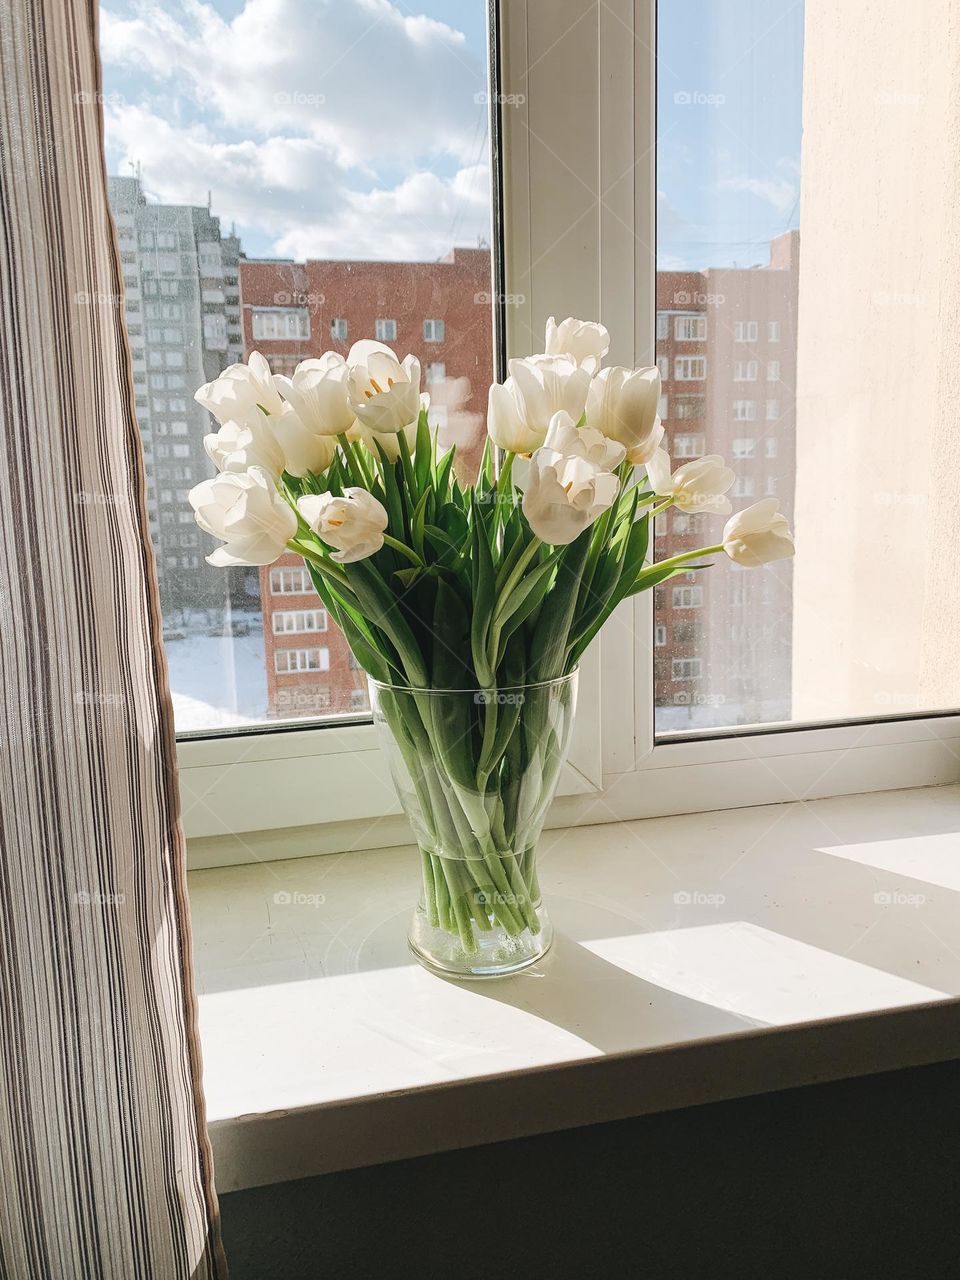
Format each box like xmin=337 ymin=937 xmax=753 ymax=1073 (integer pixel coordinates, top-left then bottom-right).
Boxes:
xmin=100 ymin=0 xmax=802 ymax=268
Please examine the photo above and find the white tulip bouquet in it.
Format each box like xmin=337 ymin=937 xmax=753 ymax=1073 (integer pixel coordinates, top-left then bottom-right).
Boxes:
xmin=190 ymin=318 xmax=794 ymax=974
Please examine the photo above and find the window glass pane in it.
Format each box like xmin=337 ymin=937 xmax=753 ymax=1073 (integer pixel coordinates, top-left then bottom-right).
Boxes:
xmin=100 ymin=1 xmax=497 ymax=733
xmin=655 ymin=0 xmax=960 ymax=734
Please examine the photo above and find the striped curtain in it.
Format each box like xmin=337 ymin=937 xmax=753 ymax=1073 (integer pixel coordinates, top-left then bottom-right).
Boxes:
xmin=0 ymin=2 xmax=226 ymax=1276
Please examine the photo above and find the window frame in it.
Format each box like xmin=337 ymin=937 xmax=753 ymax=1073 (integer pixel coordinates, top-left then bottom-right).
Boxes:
xmin=176 ymin=0 xmax=960 ymax=853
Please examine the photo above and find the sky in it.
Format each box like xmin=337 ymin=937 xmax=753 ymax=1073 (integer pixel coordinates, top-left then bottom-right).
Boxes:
xmin=99 ymin=0 xmax=803 ymax=268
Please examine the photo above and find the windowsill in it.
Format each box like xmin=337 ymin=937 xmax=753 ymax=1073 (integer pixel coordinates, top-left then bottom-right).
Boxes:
xmin=190 ymin=784 xmax=960 ymax=1194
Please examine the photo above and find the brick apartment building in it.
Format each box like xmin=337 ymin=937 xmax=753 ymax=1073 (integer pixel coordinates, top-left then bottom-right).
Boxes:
xmin=655 ymin=231 xmax=800 ymax=730
xmin=241 ymin=249 xmax=495 ymax=718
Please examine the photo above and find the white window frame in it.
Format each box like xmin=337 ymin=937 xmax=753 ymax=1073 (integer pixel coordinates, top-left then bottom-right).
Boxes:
xmin=674 ymin=355 xmax=706 ymax=381
xmin=673 ymin=315 xmax=706 ymax=341
xmin=251 ymin=307 xmax=310 ymax=341
xmin=423 ymin=318 xmax=445 ymax=342
xmin=375 ymin=318 xmax=397 ymax=342
xmin=176 ymin=0 xmax=960 ymax=857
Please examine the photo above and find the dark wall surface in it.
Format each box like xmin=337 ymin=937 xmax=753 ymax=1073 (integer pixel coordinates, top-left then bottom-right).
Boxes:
xmin=220 ymin=1059 xmax=960 ymax=1280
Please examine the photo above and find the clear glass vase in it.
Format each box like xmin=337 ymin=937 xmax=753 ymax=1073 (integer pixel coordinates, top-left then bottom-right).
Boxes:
xmin=369 ymin=671 xmax=579 ymax=979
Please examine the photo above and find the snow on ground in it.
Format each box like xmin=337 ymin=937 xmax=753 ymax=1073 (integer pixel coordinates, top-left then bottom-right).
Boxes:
xmin=164 ymin=628 xmax=268 ymax=732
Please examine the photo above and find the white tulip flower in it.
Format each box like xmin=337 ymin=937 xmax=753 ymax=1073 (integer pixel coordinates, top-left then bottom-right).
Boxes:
xmin=203 ymin=410 xmax=285 ymax=477
xmin=195 ymin=351 xmax=283 ymax=425
xmin=488 ymin=354 xmax=592 ymax=454
xmin=298 ymin=487 xmax=390 ymax=564
xmin=346 ymin=340 xmax=422 ymax=435
xmin=585 ymin=365 xmax=664 ymax=462
xmin=351 ymin=393 xmax=427 ymax=463
xmin=521 ymin=412 xmax=622 ymax=545
xmin=645 ymin=449 xmax=735 ymax=515
xmin=189 ymin=466 xmax=297 ymax=567
xmin=544 ymin=316 xmax=610 ymax=375
xmin=722 ymin=499 xmax=795 ymax=566
xmin=270 ymin=404 xmax=337 ymax=478
xmin=274 ymin=353 xmax=356 ymax=438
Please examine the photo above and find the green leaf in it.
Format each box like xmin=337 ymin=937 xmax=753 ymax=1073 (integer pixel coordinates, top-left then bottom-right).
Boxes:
xmin=469 ymin=493 xmax=496 ymax=685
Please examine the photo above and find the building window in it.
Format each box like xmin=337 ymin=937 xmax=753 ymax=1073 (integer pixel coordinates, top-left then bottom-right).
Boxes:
xmin=674 ymin=433 xmax=704 ymax=458
xmin=655 ymin=624 xmax=667 ymax=646
xmin=767 ymin=360 xmax=781 ymax=381
xmin=350 ymin=688 xmax=369 ymax=710
xmin=734 ymin=320 xmax=758 ymax=342
xmin=269 ymin=566 xmax=312 ymax=595
xmin=673 ymin=621 xmax=698 ymax=644
xmin=674 ymin=395 xmax=705 ymax=420
xmin=657 ymin=355 xmax=669 ymax=379
xmin=765 ymin=476 xmax=778 ymax=495
xmin=672 ymin=585 xmax=703 ymax=609
xmin=656 ymin=313 xmax=669 ymax=340
xmin=733 ymin=475 xmax=756 ymax=497
xmin=672 ymin=658 xmax=702 ymax=680
xmin=767 ymin=320 xmax=781 ymax=342
xmin=375 ymin=318 xmax=397 ymax=342
xmin=274 ymin=648 xmax=330 ymax=674
xmin=251 ymin=307 xmax=310 ymax=341
xmin=426 ymin=362 xmax=446 ymax=383
xmin=330 ymin=317 xmax=348 ymax=341
xmin=732 ymin=400 xmax=757 ymax=421
xmin=765 ymin=437 xmax=779 ymax=458
xmin=733 ymin=360 xmax=758 ymax=381
xmin=674 ymin=356 xmax=706 ymax=381
xmin=272 ymin=609 xmax=328 ymax=634
xmin=732 ymin=437 xmax=756 ymax=459
xmin=674 ymin=315 xmax=707 ymax=341
xmin=423 ymin=319 xmax=445 ymax=342
xmin=766 ymin=399 xmax=781 ymax=421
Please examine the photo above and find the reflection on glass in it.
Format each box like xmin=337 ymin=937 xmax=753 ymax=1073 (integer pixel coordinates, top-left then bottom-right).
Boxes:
xmin=655 ymin=0 xmax=959 ymax=734
xmin=100 ymin=1 xmax=495 ymax=732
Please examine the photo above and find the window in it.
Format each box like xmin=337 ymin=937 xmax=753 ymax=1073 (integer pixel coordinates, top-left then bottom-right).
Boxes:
xmin=272 ymin=609 xmax=327 ymax=634
xmin=767 ymin=360 xmax=781 ymax=381
xmin=765 ymin=476 xmax=778 ymax=495
xmin=733 ymin=476 xmax=756 ymax=498
xmin=732 ymin=401 xmax=757 ymax=420
xmin=426 ymin=362 xmax=446 ymax=383
xmin=768 ymin=321 xmax=781 ymax=342
xmin=674 ymin=315 xmax=706 ymax=341
xmin=330 ymin=318 xmax=348 ymax=341
xmin=252 ymin=308 xmax=310 ymax=341
xmin=674 ymin=396 xmax=705 ymax=420
xmin=732 ymin=438 xmax=756 ymax=459
xmin=672 ymin=658 xmax=702 ymax=681
xmin=734 ymin=360 xmax=758 ymax=381
xmin=375 ymin=318 xmax=397 ymax=342
xmin=656 ymin=313 xmax=670 ymax=340
xmin=672 ymin=586 xmax=704 ymax=609
xmin=674 ymin=433 xmax=704 ymax=458
xmin=734 ymin=320 xmax=758 ymax=342
xmin=766 ymin=400 xmax=781 ymax=421
xmin=274 ymin=648 xmax=330 ymax=674
xmin=269 ymin=566 xmax=312 ymax=595
xmin=423 ymin=319 xmax=444 ymax=342
xmin=765 ymin=438 xmax=779 ymax=458
xmin=655 ymin=624 xmax=667 ymax=646
xmin=673 ymin=621 xmax=698 ymax=644
xmin=656 ymin=355 xmax=669 ymax=379
xmin=674 ymin=356 xmax=706 ymax=381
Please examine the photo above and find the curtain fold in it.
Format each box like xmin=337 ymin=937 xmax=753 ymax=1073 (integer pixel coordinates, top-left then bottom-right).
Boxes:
xmin=0 ymin=1 xmax=226 ymax=1275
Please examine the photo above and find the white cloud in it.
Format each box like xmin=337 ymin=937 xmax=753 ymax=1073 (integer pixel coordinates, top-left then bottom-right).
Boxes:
xmin=101 ymin=0 xmax=485 ymax=170
xmin=717 ymin=175 xmax=797 ymax=216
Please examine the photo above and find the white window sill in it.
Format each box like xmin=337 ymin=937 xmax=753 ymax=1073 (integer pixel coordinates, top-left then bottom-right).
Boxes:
xmin=190 ymin=784 xmax=960 ymax=1194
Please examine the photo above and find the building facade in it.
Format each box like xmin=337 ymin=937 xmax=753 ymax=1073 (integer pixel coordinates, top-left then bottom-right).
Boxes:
xmin=654 ymin=231 xmax=800 ymax=731
xmin=241 ymin=249 xmax=495 ymax=718
xmin=108 ymin=176 xmax=250 ymax=628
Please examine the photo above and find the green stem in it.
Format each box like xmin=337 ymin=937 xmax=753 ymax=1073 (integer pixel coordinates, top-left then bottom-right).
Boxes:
xmin=652 ymin=543 xmax=724 ymax=573
xmin=382 ymin=533 xmax=422 ymax=566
